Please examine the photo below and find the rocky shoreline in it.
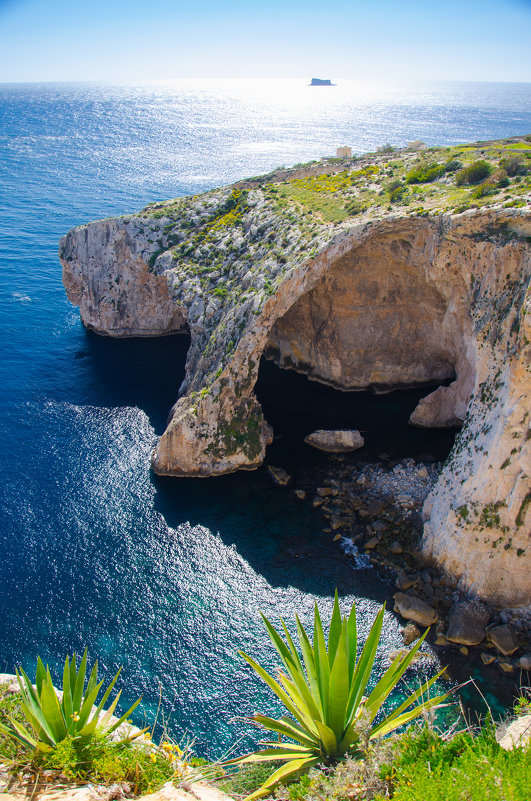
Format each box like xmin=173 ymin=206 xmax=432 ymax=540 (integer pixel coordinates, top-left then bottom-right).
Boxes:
xmin=267 ymin=452 xmax=531 ymax=685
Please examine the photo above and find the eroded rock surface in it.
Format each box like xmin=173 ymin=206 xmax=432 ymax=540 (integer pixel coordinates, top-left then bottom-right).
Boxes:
xmin=60 ymin=140 xmax=531 ymax=606
xmin=304 ymin=429 xmax=364 ymax=452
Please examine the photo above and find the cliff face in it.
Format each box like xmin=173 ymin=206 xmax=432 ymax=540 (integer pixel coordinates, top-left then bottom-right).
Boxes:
xmin=60 ymin=139 xmax=531 ymax=607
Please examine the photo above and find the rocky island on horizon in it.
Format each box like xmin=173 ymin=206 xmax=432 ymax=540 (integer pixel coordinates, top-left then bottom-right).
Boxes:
xmin=309 ymin=78 xmax=336 ymax=86
xmin=60 ymin=135 xmax=531 ymax=609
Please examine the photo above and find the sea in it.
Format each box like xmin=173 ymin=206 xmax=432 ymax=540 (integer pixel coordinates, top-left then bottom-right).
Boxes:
xmin=1 ymin=78 xmax=530 ymax=756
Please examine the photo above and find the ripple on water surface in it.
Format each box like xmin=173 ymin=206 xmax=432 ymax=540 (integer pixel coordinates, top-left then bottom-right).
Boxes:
xmin=2 ymin=395 xmax=438 ymax=755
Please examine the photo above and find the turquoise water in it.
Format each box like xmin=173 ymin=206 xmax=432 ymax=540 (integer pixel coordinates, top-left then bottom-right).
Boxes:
xmin=1 ymin=79 xmax=530 ymax=755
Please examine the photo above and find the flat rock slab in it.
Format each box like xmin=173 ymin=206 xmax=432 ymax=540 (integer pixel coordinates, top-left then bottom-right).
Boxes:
xmin=304 ymin=429 xmax=364 ymax=453
xmin=446 ymin=601 xmax=490 ymax=645
xmin=497 ymin=715 xmax=531 ymax=750
xmin=488 ymin=624 xmax=520 ymax=656
xmin=393 ymin=592 xmax=438 ymax=627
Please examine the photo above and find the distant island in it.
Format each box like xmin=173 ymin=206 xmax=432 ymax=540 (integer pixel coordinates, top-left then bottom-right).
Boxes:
xmin=309 ymin=78 xmax=336 ymax=86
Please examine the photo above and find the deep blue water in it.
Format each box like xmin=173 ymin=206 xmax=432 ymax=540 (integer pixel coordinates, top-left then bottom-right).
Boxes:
xmin=1 ymin=79 xmax=530 ymax=756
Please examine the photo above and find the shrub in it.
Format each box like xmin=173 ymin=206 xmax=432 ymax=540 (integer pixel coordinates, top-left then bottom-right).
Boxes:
xmin=0 ymin=650 xmax=143 ymax=753
xmin=387 ymin=180 xmax=406 ymax=203
xmin=232 ymin=593 xmax=448 ymax=800
xmin=470 ymin=167 xmax=511 ymax=199
xmin=499 ymin=155 xmax=528 ymax=176
xmin=444 ymin=159 xmax=462 ymax=173
xmin=405 ymin=163 xmax=445 ymax=184
xmin=456 ymin=160 xmax=493 ymax=186
xmin=375 ymin=722 xmax=531 ymax=801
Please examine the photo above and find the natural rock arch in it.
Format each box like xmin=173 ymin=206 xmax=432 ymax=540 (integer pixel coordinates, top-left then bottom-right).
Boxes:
xmin=61 ymin=198 xmax=530 ymax=606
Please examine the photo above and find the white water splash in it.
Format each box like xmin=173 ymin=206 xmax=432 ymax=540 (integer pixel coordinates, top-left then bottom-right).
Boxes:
xmin=12 ymin=292 xmax=31 ymax=303
xmin=340 ymin=537 xmax=373 ymax=570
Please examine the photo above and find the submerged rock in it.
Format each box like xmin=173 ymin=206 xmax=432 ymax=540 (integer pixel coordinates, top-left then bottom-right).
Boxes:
xmin=267 ymin=465 xmax=292 ymax=487
xmin=304 ymin=429 xmax=364 ymax=453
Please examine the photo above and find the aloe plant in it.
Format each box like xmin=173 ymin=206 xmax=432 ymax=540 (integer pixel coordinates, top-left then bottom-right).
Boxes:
xmin=234 ymin=593 xmax=449 ymax=800
xmin=0 ymin=649 xmax=144 ymax=752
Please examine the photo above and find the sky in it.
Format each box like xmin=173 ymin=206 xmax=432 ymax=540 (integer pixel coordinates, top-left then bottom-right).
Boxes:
xmin=0 ymin=0 xmax=530 ymax=83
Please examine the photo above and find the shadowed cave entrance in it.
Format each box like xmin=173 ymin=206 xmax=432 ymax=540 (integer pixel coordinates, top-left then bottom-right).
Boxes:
xmin=253 ymin=228 xmax=468 ymax=472
xmin=255 ymin=357 xmax=458 ymax=472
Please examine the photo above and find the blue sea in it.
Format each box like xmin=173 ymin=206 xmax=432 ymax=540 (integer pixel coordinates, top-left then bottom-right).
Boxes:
xmin=1 ymin=78 xmax=530 ymax=756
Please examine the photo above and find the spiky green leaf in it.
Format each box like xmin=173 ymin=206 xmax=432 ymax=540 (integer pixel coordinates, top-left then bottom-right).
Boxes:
xmin=243 ymin=757 xmax=319 ymax=801
xmin=72 ymin=648 xmax=88 ymax=713
xmin=328 ymin=591 xmax=343 ymax=668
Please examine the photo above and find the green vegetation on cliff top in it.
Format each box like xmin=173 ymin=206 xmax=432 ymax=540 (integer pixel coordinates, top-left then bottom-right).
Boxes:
xmin=144 ymin=135 xmax=531 ymax=229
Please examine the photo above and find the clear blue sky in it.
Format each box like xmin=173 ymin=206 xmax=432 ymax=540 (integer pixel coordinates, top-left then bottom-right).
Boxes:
xmin=0 ymin=0 xmax=530 ymax=83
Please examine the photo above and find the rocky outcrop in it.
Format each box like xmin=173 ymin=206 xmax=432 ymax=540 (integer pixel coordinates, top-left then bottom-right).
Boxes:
xmin=304 ymin=429 xmax=364 ymax=452
xmin=496 ymin=714 xmax=531 ymax=750
xmin=60 ymin=141 xmax=531 ymax=607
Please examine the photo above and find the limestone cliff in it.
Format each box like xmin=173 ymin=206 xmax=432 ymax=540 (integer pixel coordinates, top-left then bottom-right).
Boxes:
xmin=60 ymin=137 xmax=531 ymax=607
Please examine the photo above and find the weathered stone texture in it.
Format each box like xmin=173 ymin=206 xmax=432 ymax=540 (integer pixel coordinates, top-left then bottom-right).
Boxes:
xmin=60 ymin=178 xmax=530 ymax=607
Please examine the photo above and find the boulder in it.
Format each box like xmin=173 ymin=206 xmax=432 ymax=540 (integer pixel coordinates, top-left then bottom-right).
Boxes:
xmin=396 ymin=572 xmax=420 ymax=591
xmin=267 ymin=466 xmax=292 ymax=487
xmin=481 ymin=652 xmax=496 ymax=665
xmin=293 ymin=489 xmax=306 ymax=501
xmin=517 ymin=653 xmax=531 ymax=671
xmin=488 ymin=624 xmax=520 ymax=656
xmin=330 ymin=515 xmax=345 ymax=530
xmin=304 ymin=429 xmax=364 ymax=453
xmin=497 ymin=714 xmax=531 ymax=750
xmin=389 ymin=541 xmax=403 ymax=554
xmin=366 ymin=499 xmax=385 ymax=516
xmin=393 ymin=592 xmax=438 ymax=626
xmin=498 ymin=660 xmax=515 ymax=673
xmin=446 ymin=601 xmax=490 ymax=645
xmin=364 ymin=536 xmax=379 ymax=550
xmin=0 ymin=673 xmax=20 ymax=694
xmin=401 ymin=622 xmax=421 ymax=646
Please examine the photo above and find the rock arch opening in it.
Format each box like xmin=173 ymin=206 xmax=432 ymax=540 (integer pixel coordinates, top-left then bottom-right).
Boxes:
xmin=255 ymin=356 xmax=458 ymax=470
xmin=251 ymin=225 xmax=475 ymax=470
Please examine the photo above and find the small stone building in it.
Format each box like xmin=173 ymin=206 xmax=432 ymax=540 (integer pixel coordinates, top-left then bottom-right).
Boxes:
xmin=336 ymin=146 xmax=352 ymax=158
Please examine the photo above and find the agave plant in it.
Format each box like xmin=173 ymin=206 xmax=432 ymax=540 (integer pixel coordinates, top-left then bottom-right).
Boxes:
xmin=234 ymin=593 xmax=449 ymax=800
xmin=0 ymin=649 xmax=144 ymax=752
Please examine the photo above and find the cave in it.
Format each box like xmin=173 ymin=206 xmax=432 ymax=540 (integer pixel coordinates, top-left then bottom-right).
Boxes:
xmin=264 ymin=235 xmax=461 ymax=394
xmin=254 ymin=356 xmax=458 ymax=471
xmin=252 ymin=228 xmax=469 ymax=470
